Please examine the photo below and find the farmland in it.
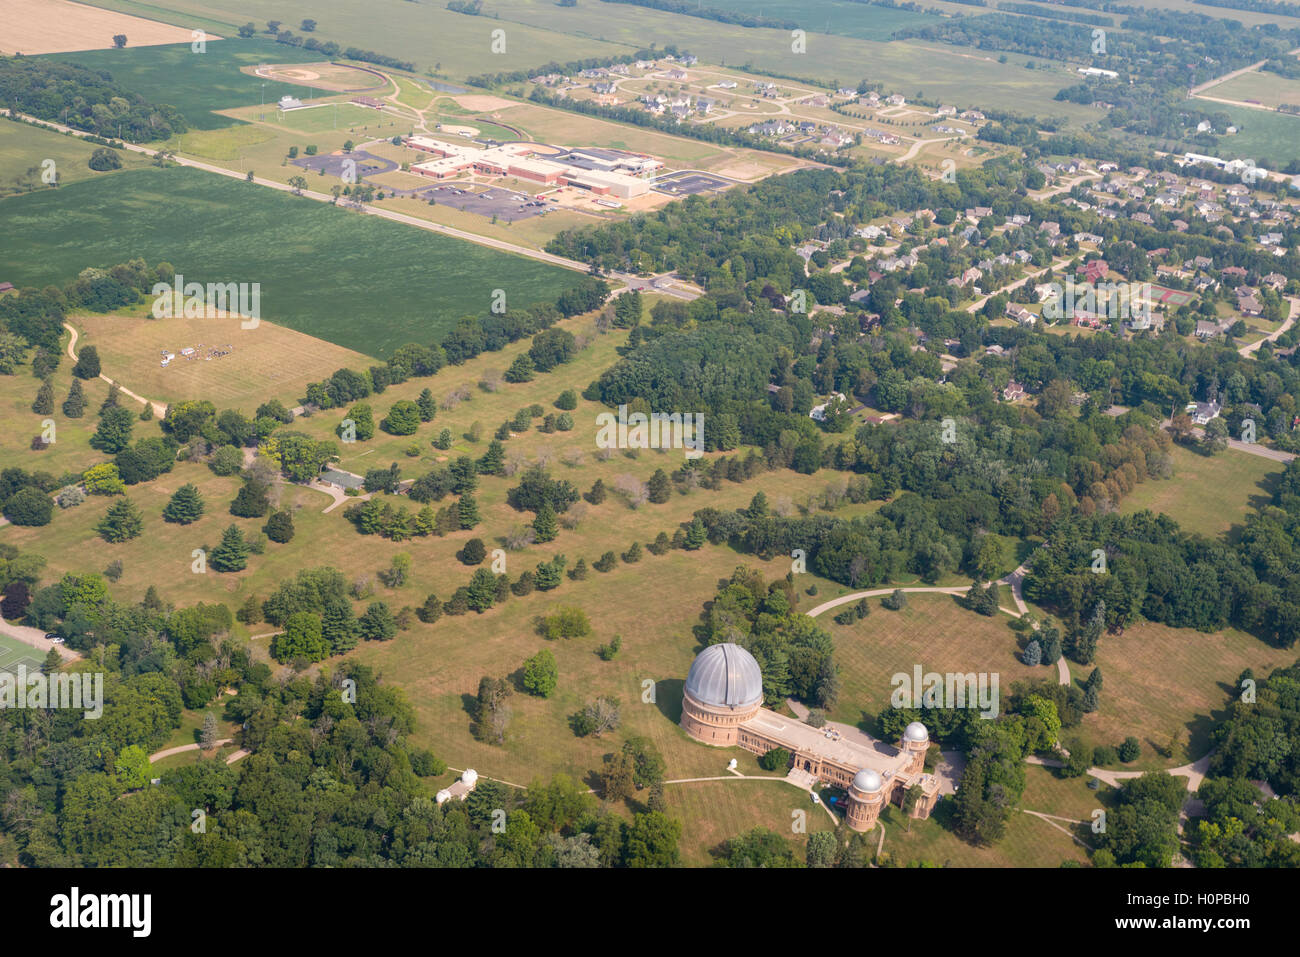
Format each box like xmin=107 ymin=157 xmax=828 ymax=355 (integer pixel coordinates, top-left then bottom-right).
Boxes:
xmin=40 ymin=38 xmax=326 ymax=130
xmin=0 ymin=165 xmax=577 ymax=356
xmin=0 ymin=118 xmax=149 ymax=196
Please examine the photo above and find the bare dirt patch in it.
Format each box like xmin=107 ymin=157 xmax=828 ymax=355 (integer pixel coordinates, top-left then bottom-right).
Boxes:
xmin=0 ymin=0 xmax=206 ymax=54
xmin=454 ymin=94 xmax=517 ymax=112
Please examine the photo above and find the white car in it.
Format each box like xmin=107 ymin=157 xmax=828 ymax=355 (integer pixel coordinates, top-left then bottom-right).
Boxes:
xmin=51 ymin=637 xmax=65 ymax=645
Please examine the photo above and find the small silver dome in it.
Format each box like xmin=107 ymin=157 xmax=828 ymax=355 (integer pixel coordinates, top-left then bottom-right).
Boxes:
xmin=852 ymin=768 xmax=883 ymax=793
xmin=904 ymin=721 xmax=929 ymax=743
xmin=684 ymin=643 xmax=763 ymax=708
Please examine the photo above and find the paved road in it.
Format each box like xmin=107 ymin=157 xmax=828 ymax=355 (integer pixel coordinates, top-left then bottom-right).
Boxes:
xmin=1237 ymin=296 xmax=1298 ymax=357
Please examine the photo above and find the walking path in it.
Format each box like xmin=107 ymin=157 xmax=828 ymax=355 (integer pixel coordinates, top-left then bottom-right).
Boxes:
xmin=64 ymin=322 xmax=167 ymax=418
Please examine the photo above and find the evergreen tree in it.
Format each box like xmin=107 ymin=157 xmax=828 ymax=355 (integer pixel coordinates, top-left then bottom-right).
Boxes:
xmin=534 ymin=557 xmax=565 ymax=590
xmin=1023 ymin=638 xmax=1042 ymax=666
xmin=533 ymin=502 xmax=559 ymax=543
xmin=593 ymin=551 xmax=617 ymax=572
xmin=477 ymin=439 xmax=506 ymax=476
xmin=568 ymin=557 xmax=588 ymax=580
xmin=417 ymin=593 xmax=443 ymax=623
xmin=622 ymin=541 xmax=642 ymax=563
xmin=230 ymin=477 xmax=271 ymax=518
xmin=457 ymin=492 xmax=480 ymax=529
xmin=41 ymin=648 xmax=62 ymax=675
xmin=89 ymin=405 xmax=134 ymax=453
xmin=200 ymin=712 xmax=219 ymax=750
xmin=62 ymin=378 xmax=86 ymax=417
xmin=96 ymin=497 xmax=144 ymax=542
xmin=585 ymin=479 xmax=607 ymax=505
xmin=72 ymin=345 xmax=101 ymax=379
xmin=683 ymin=517 xmax=706 ymax=550
xmin=210 ymin=524 xmax=250 ymax=572
xmin=465 ymin=568 xmax=498 ymax=612
xmin=1040 ymin=624 xmax=1061 ymax=664
xmin=746 ymin=491 xmax=769 ymax=519
xmin=417 ymin=388 xmax=437 ymax=422
xmin=31 ymin=378 xmax=54 ymax=415
xmin=162 ymin=483 xmax=205 ymax=524
xmin=359 ymin=601 xmax=398 ymax=640
xmin=647 ymin=468 xmax=671 ymax=504
xmin=434 ymin=428 xmax=453 ymax=450
xmin=1082 ymin=667 xmax=1103 ymax=713
xmin=459 ymin=537 xmax=487 ymax=565
xmin=265 ymin=509 xmax=295 ymax=543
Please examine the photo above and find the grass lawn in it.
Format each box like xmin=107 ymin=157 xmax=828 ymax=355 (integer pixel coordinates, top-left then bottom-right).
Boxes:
xmin=661 ymin=777 xmax=835 ymax=866
xmin=0 ymin=118 xmax=149 ymax=196
xmin=71 ymin=313 xmax=371 ymax=411
xmin=828 ymin=593 xmax=1047 ymax=734
xmin=1072 ymin=620 xmax=1297 ymax=768
xmin=0 ymin=165 xmax=578 ymax=357
xmin=1119 ymin=443 xmax=1283 ymax=541
xmin=878 ymin=797 xmax=1091 ymax=867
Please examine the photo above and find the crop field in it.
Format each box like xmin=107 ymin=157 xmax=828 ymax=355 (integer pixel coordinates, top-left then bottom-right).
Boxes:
xmin=1207 ymin=71 xmax=1300 ymax=111
xmin=701 ymin=0 xmax=939 ymax=41
xmin=1177 ymin=98 xmax=1300 ymax=168
xmin=0 ymin=119 xmax=149 ymax=196
xmin=40 ymin=39 xmax=326 ymax=130
xmin=78 ymin=0 xmax=631 ymax=78
xmin=0 ymin=165 xmax=578 ymax=357
xmin=0 ymin=0 xmax=200 ymax=55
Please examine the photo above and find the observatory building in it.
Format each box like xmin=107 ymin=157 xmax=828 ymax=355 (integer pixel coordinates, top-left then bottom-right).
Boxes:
xmin=680 ymin=643 xmax=941 ymax=831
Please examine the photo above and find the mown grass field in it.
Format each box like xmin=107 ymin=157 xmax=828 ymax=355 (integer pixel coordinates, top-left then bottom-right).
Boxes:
xmin=663 ymin=777 xmax=835 ymax=866
xmin=827 ymin=593 xmax=1047 ymax=732
xmin=71 ymin=313 xmax=371 ymax=409
xmin=0 ymin=118 xmax=149 ymax=195
xmin=0 ymin=165 xmax=578 ymax=357
xmin=1074 ymin=620 xmax=1296 ymax=768
xmin=41 ymin=38 xmax=325 ymax=130
xmin=1119 ymin=443 xmax=1283 ymax=541
xmin=879 ymin=798 xmax=1091 ymax=867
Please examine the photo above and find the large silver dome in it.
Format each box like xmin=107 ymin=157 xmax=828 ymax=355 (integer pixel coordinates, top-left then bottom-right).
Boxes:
xmin=903 ymin=721 xmax=929 ymax=743
xmin=852 ymin=768 xmax=883 ymax=793
xmin=685 ymin=643 xmax=763 ymax=708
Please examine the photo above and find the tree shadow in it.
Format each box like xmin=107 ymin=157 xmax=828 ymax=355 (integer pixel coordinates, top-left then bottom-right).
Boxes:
xmin=653 ymin=678 xmax=684 ymax=724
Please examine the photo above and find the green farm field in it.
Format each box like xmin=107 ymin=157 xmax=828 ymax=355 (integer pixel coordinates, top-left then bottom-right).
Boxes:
xmin=1179 ymin=97 xmax=1300 ymax=168
xmin=41 ymin=38 xmax=325 ymax=130
xmin=0 ymin=165 xmax=578 ymax=357
xmin=701 ymin=0 xmax=939 ymax=40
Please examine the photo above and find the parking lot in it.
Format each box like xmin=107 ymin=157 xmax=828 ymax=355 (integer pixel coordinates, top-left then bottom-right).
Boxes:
xmin=652 ymin=170 xmax=732 ymax=196
xmin=424 ymin=184 xmax=550 ymax=222
xmin=291 ymin=150 xmax=397 ymax=180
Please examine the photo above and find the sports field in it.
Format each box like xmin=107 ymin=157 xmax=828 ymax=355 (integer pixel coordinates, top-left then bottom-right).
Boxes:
xmin=0 ymin=633 xmax=47 ymax=676
xmin=41 ymin=39 xmax=326 ymax=130
xmin=0 ymin=165 xmax=577 ymax=357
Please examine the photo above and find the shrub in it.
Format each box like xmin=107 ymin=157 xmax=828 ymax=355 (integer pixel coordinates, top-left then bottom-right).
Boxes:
xmin=758 ymin=747 xmax=791 ymax=771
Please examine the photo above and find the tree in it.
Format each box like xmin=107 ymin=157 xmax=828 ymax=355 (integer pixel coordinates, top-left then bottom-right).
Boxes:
xmin=575 ymin=695 xmax=620 ymax=737
xmin=474 ymin=676 xmax=513 ymax=744
xmin=200 ymin=712 xmax=219 ymax=750
xmin=382 ymin=399 xmax=421 ymax=435
xmin=339 ymin=402 xmax=375 ymax=441
xmin=358 ymin=601 xmax=397 ymax=641
xmin=82 ymin=463 xmax=124 ymax=495
xmin=647 ymin=468 xmax=671 ymax=504
xmin=457 ymin=492 xmax=480 ymax=529
xmin=1202 ymin=416 xmax=1229 ymax=454
xmin=600 ymin=750 xmax=636 ymax=802
xmin=806 ymin=830 xmax=837 ymax=867
xmin=288 ymin=175 xmax=308 ymax=195
xmin=3 ymin=488 xmax=53 ymax=527
xmin=417 ymin=593 xmax=443 ymax=623
xmin=62 ymin=379 xmax=86 ymax=417
xmin=417 ymin=388 xmax=437 ymax=422
xmin=41 ymin=647 xmax=62 ymax=675
xmin=272 ymin=611 xmax=329 ymax=663
xmin=112 ymin=33 xmax=127 ymax=48
xmin=210 ymin=524 xmax=249 ymax=572
xmin=264 ymin=509 xmax=295 ymax=543
xmin=237 ymin=22 xmax=256 ymax=37
xmin=624 ymin=811 xmax=681 ymax=867
xmin=683 ymin=517 xmax=706 ymax=550
xmin=88 ymin=148 xmax=123 ymax=171
xmin=505 ymin=353 xmax=535 ymax=383
xmin=532 ymin=502 xmax=558 ymax=543
xmin=478 ymin=440 xmax=506 ymax=476
xmin=555 ymin=389 xmax=578 ymax=410
xmin=758 ymin=747 xmax=791 ymax=771
xmin=31 ymin=378 xmax=54 ymax=415
xmin=90 ymin=405 xmax=134 ymax=453
xmin=72 ymin=345 xmax=101 ymax=379
xmin=522 ymin=649 xmax=558 ymax=697
xmin=1083 ymin=666 xmax=1103 ymax=713
xmin=1022 ymin=638 xmax=1042 ymax=667
xmin=97 ymin=497 xmax=143 ymax=542
xmin=459 ymin=537 xmax=487 ymax=565
xmin=230 ymin=477 xmax=271 ymax=518
xmin=162 ymin=483 xmax=204 ymax=524
xmin=585 ymin=479 xmax=607 ymax=505
xmin=1118 ymin=736 xmax=1140 ymax=763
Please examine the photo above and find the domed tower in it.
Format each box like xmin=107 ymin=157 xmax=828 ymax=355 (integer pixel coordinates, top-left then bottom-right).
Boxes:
xmin=900 ymin=721 xmax=929 ymax=774
xmin=845 ymin=768 xmax=886 ymax=832
xmin=680 ymin=643 xmax=764 ymax=746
